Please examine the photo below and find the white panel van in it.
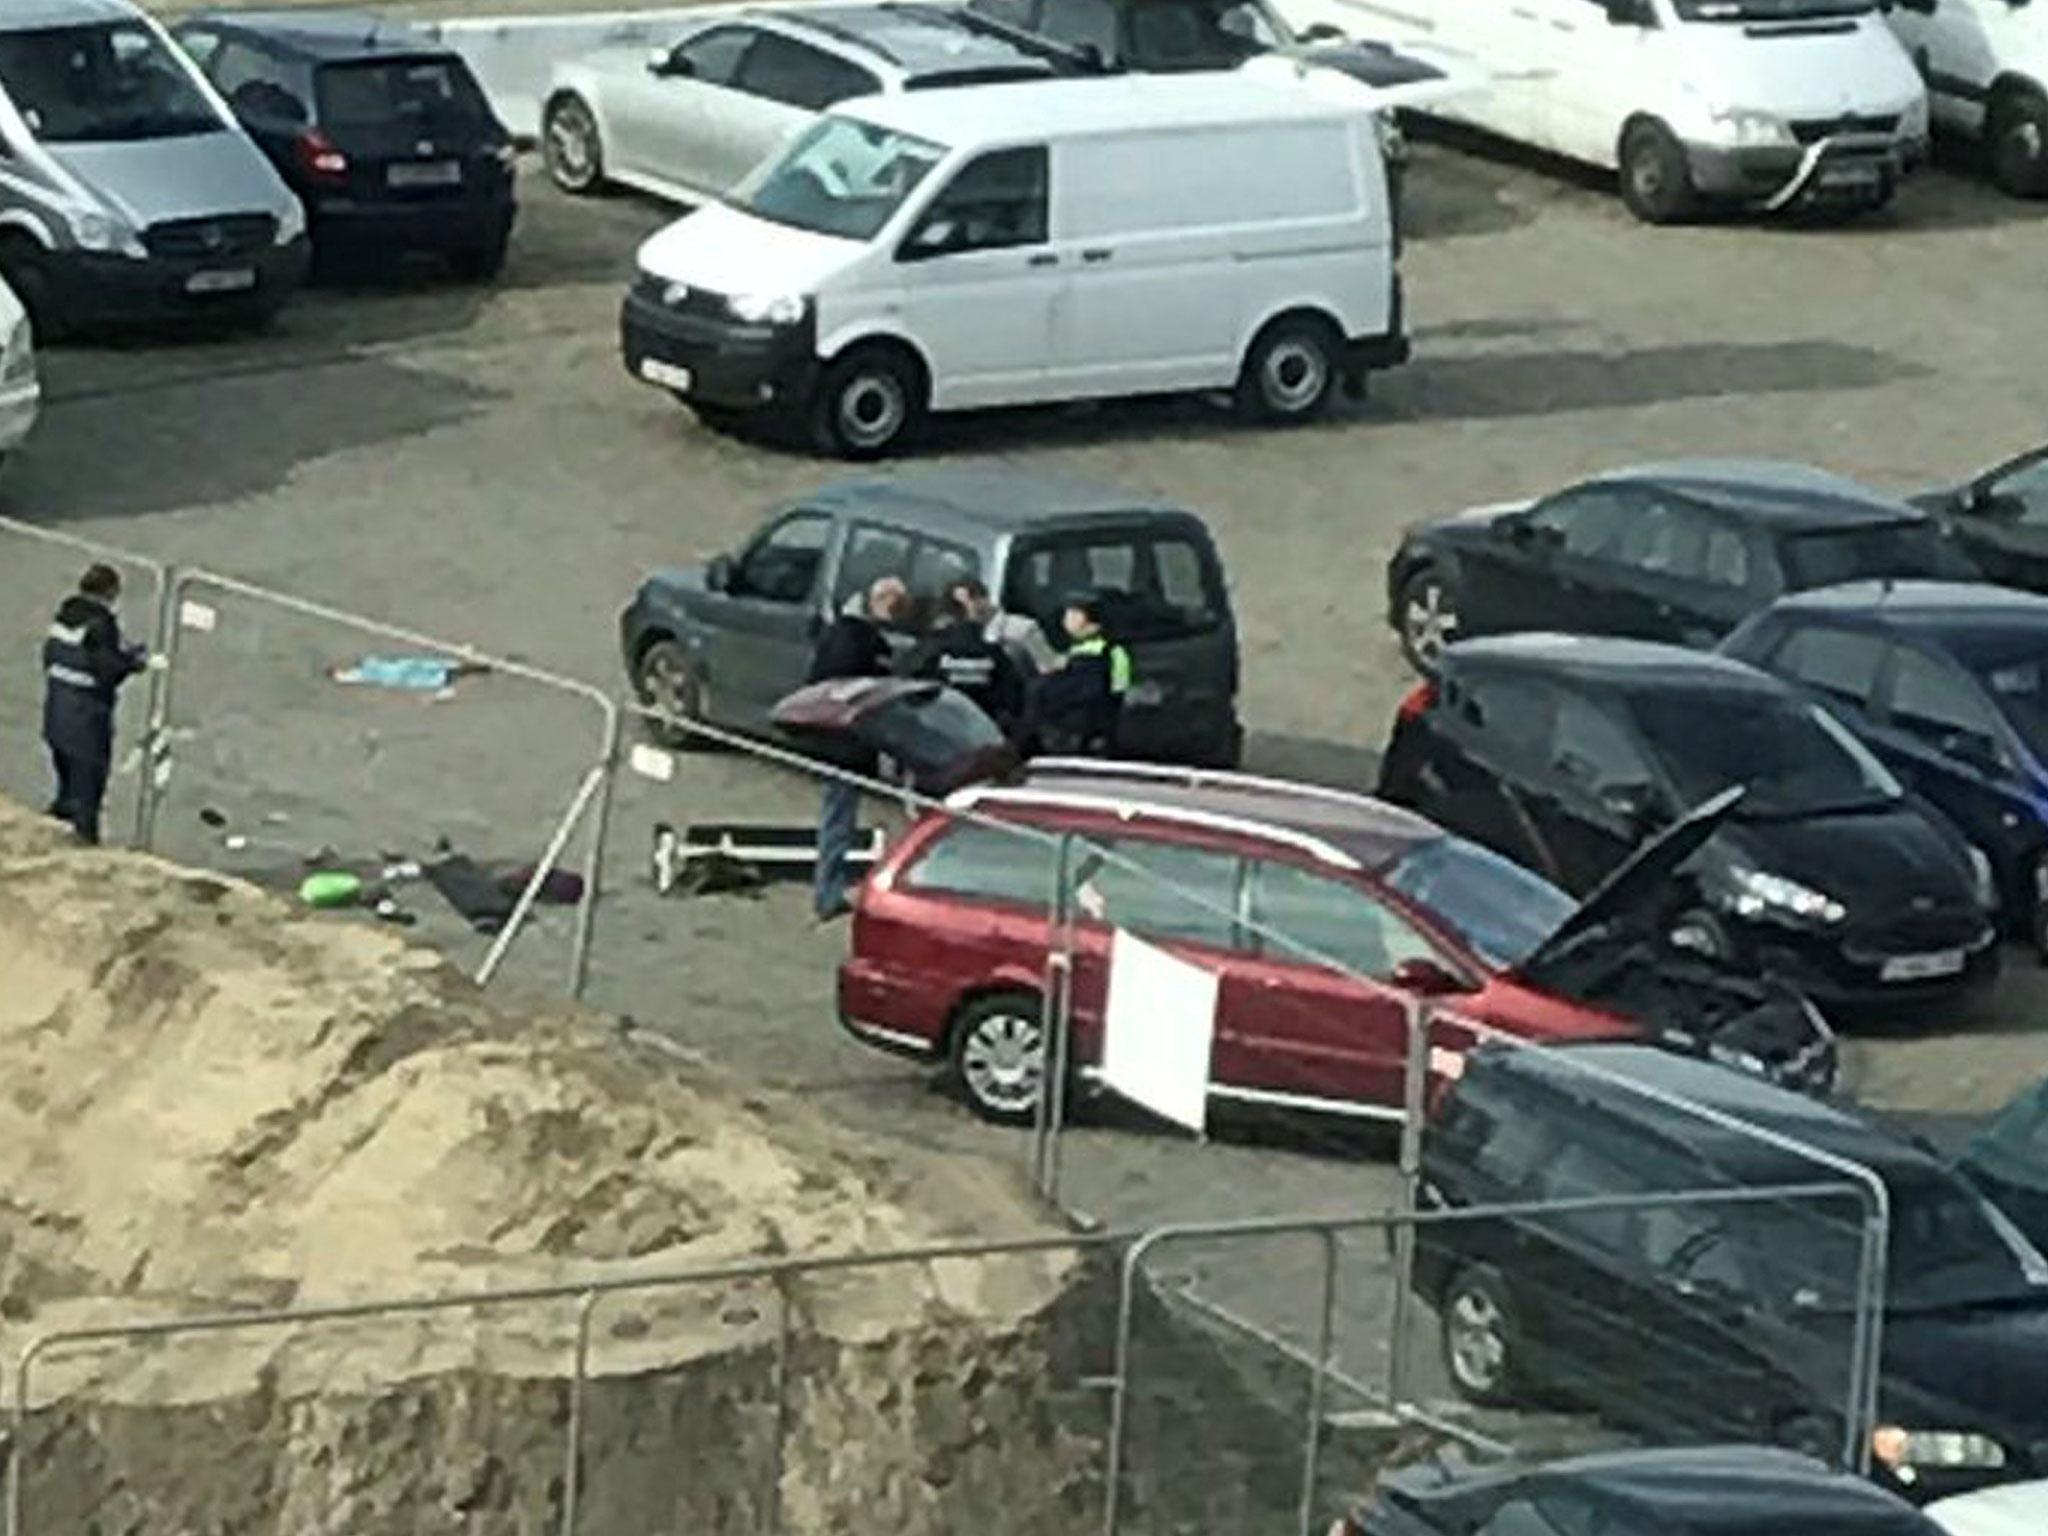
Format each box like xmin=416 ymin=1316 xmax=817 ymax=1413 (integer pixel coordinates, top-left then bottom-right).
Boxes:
xmin=1885 ymin=0 xmax=2048 ymax=194
xmin=620 ymin=71 xmax=1407 ymax=458
xmin=1294 ymin=0 xmax=1928 ymax=222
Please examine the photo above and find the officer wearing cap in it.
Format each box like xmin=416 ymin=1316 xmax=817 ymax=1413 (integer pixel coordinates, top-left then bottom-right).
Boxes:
xmin=42 ymin=563 xmax=149 ymax=844
xmin=1028 ymin=591 xmax=1132 ymax=756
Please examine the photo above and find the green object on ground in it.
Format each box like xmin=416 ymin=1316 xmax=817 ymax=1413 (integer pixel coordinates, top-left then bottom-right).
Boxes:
xmin=299 ymin=871 xmax=362 ymax=909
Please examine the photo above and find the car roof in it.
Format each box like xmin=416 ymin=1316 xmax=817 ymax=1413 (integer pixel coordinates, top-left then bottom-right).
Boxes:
xmin=1580 ymin=459 xmax=1923 ymax=531
xmin=803 ymin=464 xmax=1199 ymax=538
xmin=760 ymin=3 xmax=1054 ymax=77
xmin=9 ymin=0 xmax=141 ymax=29
xmin=1770 ymin=581 xmax=2048 ymax=670
xmin=1446 ymin=633 xmax=1780 ymax=696
xmin=1464 ymin=1041 xmax=1943 ymax=1183
xmin=184 ymin=10 xmax=448 ymax=59
xmin=950 ymin=760 xmax=1446 ymax=872
xmin=838 ymin=69 xmax=1367 ymax=144
xmin=1385 ymin=1446 xmax=1934 ymax=1536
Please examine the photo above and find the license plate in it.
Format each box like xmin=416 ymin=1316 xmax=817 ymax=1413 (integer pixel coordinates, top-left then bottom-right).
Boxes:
xmin=1880 ymin=949 xmax=1965 ymax=982
xmin=185 ymin=268 xmax=255 ymax=295
xmin=389 ymin=160 xmax=461 ymax=189
xmin=1819 ymin=164 xmax=1878 ymax=189
xmin=640 ymin=358 xmax=692 ymax=392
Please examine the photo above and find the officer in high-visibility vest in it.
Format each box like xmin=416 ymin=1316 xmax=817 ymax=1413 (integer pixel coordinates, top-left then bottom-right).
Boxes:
xmin=1029 ymin=592 xmax=1132 ymax=756
xmin=41 ymin=563 xmax=149 ymax=845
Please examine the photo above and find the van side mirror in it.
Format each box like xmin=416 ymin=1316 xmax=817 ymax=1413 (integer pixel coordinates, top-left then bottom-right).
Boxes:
xmin=705 ymin=554 xmax=733 ymax=593
xmin=1300 ymin=22 xmax=1345 ymax=40
xmin=648 ymin=46 xmax=692 ymax=77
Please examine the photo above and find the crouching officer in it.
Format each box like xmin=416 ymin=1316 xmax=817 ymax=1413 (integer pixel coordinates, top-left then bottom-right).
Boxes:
xmin=1029 ymin=593 xmax=1132 ymax=756
xmin=43 ymin=563 xmax=149 ymax=845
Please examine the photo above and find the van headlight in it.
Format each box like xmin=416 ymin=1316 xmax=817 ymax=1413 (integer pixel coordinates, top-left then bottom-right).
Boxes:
xmin=1871 ymin=1426 xmax=2006 ymax=1481
xmin=1711 ymin=108 xmax=1792 ymax=148
xmin=1723 ymin=865 xmax=1847 ymax=925
xmin=71 ymin=209 xmax=145 ymax=259
xmin=1899 ymin=95 xmax=1929 ymax=144
xmin=727 ymin=292 xmax=806 ymax=326
xmin=276 ymin=197 xmax=306 ymax=246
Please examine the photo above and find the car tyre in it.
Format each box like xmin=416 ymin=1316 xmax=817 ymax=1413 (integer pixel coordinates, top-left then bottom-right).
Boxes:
xmin=543 ymin=94 xmax=606 ymax=195
xmin=1395 ymin=564 xmax=1461 ymax=674
xmin=1988 ymin=87 xmax=2048 ymax=198
xmin=811 ymin=345 xmax=925 ymax=460
xmin=949 ymin=991 xmax=1046 ymax=1126
xmin=632 ymin=637 xmax=716 ymax=751
xmin=1235 ymin=314 xmax=1339 ymax=424
xmin=0 ymin=239 xmax=67 ymax=343
xmin=1619 ymin=119 xmax=1697 ymax=225
xmin=1441 ymin=1266 xmax=1522 ymax=1406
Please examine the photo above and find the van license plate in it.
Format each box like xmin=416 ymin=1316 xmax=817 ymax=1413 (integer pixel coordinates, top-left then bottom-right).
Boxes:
xmin=641 ymin=359 xmax=692 ymax=392
xmin=1880 ymin=949 xmax=1965 ymax=982
xmin=1819 ymin=164 xmax=1877 ymax=189
xmin=390 ymin=160 xmax=461 ymax=188
xmin=186 ymin=268 xmax=256 ymax=294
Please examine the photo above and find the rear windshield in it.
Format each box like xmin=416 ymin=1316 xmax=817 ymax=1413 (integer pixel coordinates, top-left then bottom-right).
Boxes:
xmin=0 ymin=22 xmax=222 ymax=143
xmin=1383 ymin=836 xmax=1576 ymax=968
xmin=316 ymin=57 xmax=490 ymax=129
xmin=1002 ymin=527 xmax=1227 ymax=645
xmin=1779 ymin=520 xmax=1963 ymax=589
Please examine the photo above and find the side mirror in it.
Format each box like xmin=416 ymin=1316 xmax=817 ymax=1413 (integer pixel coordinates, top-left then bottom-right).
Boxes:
xmin=1390 ymin=956 xmax=1474 ymax=997
xmin=1603 ymin=0 xmax=1644 ymax=22
xmin=1941 ymin=729 xmax=2005 ymax=774
xmin=648 ymin=46 xmax=692 ymax=77
xmin=1300 ymin=22 xmax=1345 ymax=40
xmin=1497 ymin=512 xmax=1535 ymax=545
xmin=705 ymin=554 xmax=733 ymax=593
xmin=1599 ymin=781 xmax=1658 ymax=827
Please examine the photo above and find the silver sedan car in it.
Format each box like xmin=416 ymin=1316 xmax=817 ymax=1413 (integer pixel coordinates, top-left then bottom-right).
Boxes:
xmin=541 ymin=4 xmax=1054 ymax=204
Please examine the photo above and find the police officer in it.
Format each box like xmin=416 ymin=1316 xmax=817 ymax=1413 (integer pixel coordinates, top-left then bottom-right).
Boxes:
xmin=900 ymin=579 xmax=1026 ymax=735
xmin=1029 ymin=592 xmax=1132 ymax=756
xmin=42 ymin=563 xmax=148 ymax=845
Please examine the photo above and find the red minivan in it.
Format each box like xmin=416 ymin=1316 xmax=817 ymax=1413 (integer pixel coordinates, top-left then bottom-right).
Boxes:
xmin=836 ymin=761 xmax=1834 ymax=1125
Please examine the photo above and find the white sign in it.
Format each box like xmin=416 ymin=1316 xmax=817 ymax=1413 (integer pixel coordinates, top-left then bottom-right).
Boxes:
xmin=628 ymin=743 xmax=676 ymax=782
xmin=1099 ymin=929 xmax=1218 ymax=1136
xmin=178 ymin=600 xmax=217 ymax=633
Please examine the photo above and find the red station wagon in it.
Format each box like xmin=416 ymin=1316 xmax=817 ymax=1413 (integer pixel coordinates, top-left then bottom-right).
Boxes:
xmin=836 ymin=762 xmax=1834 ymax=1125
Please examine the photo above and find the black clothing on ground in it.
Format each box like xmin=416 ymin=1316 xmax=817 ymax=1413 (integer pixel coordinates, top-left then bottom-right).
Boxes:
xmin=900 ymin=618 xmax=1026 ymax=730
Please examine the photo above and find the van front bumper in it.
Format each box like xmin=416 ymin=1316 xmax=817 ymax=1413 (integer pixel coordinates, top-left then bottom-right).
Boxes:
xmin=47 ymin=237 xmax=310 ymax=328
xmin=1683 ymin=134 xmax=1918 ymax=209
xmin=620 ymin=286 xmax=817 ymax=413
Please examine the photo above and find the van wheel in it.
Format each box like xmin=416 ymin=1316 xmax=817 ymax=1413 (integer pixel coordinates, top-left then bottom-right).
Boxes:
xmin=632 ymin=638 xmax=716 ymax=751
xmin=1236 ymin=316 xmax=1339 ymax=424
xmin=811 ymin=345 xmax=925 ymax=459
xmin=543 ymin=94 xmax=606 ymax=194
xmin=1441 ymin=1266 xmax=1522 ymax=1406
xmin=1619 ymin=119 xmax=1697 ymax=224
xmin=949 ymin=991 xmax=1046 ymax=1125
xmin=1988 ymin=87 xmax=2048 ymax=198
xmin=0 ymin=240 xmax=66 ymax=343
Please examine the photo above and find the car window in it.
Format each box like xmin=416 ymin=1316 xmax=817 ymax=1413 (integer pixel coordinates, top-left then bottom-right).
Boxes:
xmin=1547 ymin=693 xmax=1654 ymax=799
xmin=1247 ymin=859 xmax=1438 ymax=979
xmin=1702 ymin=524 xmax=1751 ymax=589
xmin=1533 ymin=1138 xmax=1644 ymax=1253
xmin=317 ymin=58 xmax=490 ymax=129
xmin=1036 ymin=0 xmax=1121 ymax=58
xmin=1441 ymin=667 xmax=1557 ymax=758
xmin=1885 ymin=647 xmax=2009 ymax=760
xmin=904 ymin=146 xmax=1049 ymax=258
xmin=1002 ymin=529 xmax=1224 ymax=644
xmin=1433 ymin=1080 xmax=1564 ymax=1195
xmin=1614 ymin=496 xmax=1713 ymax=582
xmin=736 ymin=33 xmax=879 ymax=111
xmin=0 ymin=19 xmax=224 ymax=143
xmin=735 ymin=116 xmax=944 ymax=241
xmin=674 ymin=26 xmax=759 ymax=87
xmin=176 ymin=26 xmax=223 ymax=72
xmin=905 ymin=821 xmax=1056 ymax=905
xmin=907 ymin=538 xmax=980 ymax=616
xmin=734 ymin=511 xmax=832 ymax=604
xmin=1985 ymin=454 xmax=2048 ymax=526
xmin=209 ymin=40 xmax=309 ymax=125
xmin=1779 ymin=520 xmax=1959 ymax=589
xmin=1126 ymin=0 xmax=1278 ymax=68
xmin=1527 ymin=488 xmax=1635 ymax=560
xmin=1769 ymin=624 xmax=1886 ymax=710
xmin=1084 ymin=839 xmax=1242 ymax=949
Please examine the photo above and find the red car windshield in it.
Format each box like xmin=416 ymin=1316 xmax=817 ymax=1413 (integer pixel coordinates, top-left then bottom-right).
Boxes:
xmin=1383 ymin=837 xmax=1576 ymax=969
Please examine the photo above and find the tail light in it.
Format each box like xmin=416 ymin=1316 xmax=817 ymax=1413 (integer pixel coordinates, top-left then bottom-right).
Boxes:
xmin=294 ymin=129 xmax=349 ymax=183
xmin=1395 ymin=680 xmax=1435 ymax=723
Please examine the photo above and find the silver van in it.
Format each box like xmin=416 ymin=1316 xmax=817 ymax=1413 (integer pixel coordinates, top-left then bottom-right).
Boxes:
xmin=0 ymin=0 xmax=308 ymax=335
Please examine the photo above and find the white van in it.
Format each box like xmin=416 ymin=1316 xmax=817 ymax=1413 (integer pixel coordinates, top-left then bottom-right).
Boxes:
xmin=1885 ymin=0 xmax=2048 ymax=194
xmin=0 ymin=274 xmax=37 ymax=463
xmin=620 ymin=71 xmax=1407 ymax=458
xmin=1299 ymin=0 xmax=1928 ymax=222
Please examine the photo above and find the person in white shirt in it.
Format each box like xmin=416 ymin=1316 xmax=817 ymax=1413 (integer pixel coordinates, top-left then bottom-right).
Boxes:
xmin=950 ymin=577 xmax=1055 ymax=674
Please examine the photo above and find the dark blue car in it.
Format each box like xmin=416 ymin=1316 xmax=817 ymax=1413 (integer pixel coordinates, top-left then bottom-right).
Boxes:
xmin=1723 ymin=581 xmax=2048 ymax=953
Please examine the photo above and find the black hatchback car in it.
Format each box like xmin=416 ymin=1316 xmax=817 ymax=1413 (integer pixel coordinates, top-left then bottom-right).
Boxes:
xmin=1912 ymin=442 xmax=2048 ymax=592
xmin=1724 ymin=582 xmax=2048 ymax=954
xmin=1416 ymin=1041 xmax=2048 ymax=1502
xmin=1386 ymin=460 xmax=1972 ymax=674
xmin=174 ymin=12 xmax=517 ymax=278
xmin=1378 ymin=635 xmax=1997 ymax=1011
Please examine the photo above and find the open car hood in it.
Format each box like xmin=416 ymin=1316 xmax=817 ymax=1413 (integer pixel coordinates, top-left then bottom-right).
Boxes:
xmin=771 ymin=678 xmax=1017 ymax=795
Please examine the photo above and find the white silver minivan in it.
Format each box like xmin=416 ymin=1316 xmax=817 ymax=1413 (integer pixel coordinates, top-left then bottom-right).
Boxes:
xmin=0 ymin=0 xmax=308 ymax=336
xmin=1295 ymin=0 xmax=1928 ymax=222
xmin=620 ymin=70 xmax=1408 ymax=457
xmin=1886 ymin=0 xmax=2048 ymax=195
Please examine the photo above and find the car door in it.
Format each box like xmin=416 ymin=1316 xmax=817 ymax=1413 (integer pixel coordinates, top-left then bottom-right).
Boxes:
xmin=1520 ymin=685 xmax=1662 ymax=893
xmin=1408 ymin=665 xmax=1566 ymax=876
xmin=1463 ymin=487 xmax=1642 ymax=638
xmin=697 ymin=508 xmax=837 ymax=728
xmin=612 ymin=25 xmax=769 ymax=194
xmin=896 ymin=146 xmax=1065 ymax=409
xmin=1869 ymin=642 xmax=2029 ymax=880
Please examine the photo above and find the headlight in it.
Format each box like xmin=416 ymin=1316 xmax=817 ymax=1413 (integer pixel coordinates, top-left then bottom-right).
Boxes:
xmin=1712 ymin=108 xmax=1792 ymax=148
xmin=1967 ymin=845 xmax=1998 ymax=911
xmin=726 ymin=292 xmax=805 ymax=325
xmin=1724 ymin=866 xmax=1847 ymax=925
xmin=1871 ymin=1426 xmax=2007 ymax=1481
xmin=71 ymin=209 xmax=145 ymax=259
xmin=1 ymin=320 xmax=32 ymax=384
xmin=1899 ymin=95 xmax=1929 ymax=142
xmin=276 ymin=196 xmax=307 ymax=246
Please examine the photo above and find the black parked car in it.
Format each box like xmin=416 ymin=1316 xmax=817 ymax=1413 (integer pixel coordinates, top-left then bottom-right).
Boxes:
xmin=1957 ymin=1075 xmax=2048 ymax=1258
xmin=1416 ymin=1041 xmax=2048 ymax=1502
xmin=1724 ymin=582 xmax=2048 ymax=954
xmin=1378 ymin=635 xmax=1998 ymax=1011
xmin=1913 ymin=443 xmax=2048 ymax=592
xmin=1387 ymin=460 xmax=1973 ymax=674
xmin=174 ymin=11 xmax=517 ymax=279
xmin=1337 ymin=1446 xmax=1944 ymax=1536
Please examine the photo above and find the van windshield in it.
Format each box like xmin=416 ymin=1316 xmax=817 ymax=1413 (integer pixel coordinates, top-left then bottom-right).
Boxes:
xmin=732 ymin=117 xmax=945 ymax=241
xmin=0 ymin=22 xmax=223 ymax=144
xmin=1674 ymin=0 xmax=1873 ymax=19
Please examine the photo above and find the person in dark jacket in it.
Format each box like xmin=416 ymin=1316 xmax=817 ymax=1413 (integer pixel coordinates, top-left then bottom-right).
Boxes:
xmin=899 ymin=579 xmax=1026 ymax=736
xmin=42 ymin=563 xmax=149 ymax=845
xmin=1028 ymin=593 xmax=1132 ymax=757
xmin=807 ymin=575 xmax=909 ymax=919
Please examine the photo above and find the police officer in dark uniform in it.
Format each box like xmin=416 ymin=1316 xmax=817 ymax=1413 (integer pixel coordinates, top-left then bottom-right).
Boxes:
xmin=1028 ymin=591 xmax=1132 ymax=756
xmin=43 ymin=563 xmax=148 ymax=844
xmin=899 ymin=579 xmax=1026 ymax=736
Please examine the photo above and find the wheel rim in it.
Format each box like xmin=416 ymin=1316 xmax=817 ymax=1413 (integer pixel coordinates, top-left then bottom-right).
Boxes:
xmin=960 ymin=1010 xmax=1044 ymax=1114
xmin=1448 ymin=1287 xmax=1507 ymax=1392
xmin=837 ymin=371 xmax=907 ymax=450
xmin=548 ymin=106 xmax=596 ymax=183
xmin=641 ymin=649 xmax=695 ymax=719
xmin=1403 ymin=581 xmax=1458 ymax=665
xmin=1262 ymin=337 xmax=1329 ymax=414
xmin=2003 ymin=118 xmax=2043 ymax=175
xmin=1631 ymin=149 xmax=1664 ymax=201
